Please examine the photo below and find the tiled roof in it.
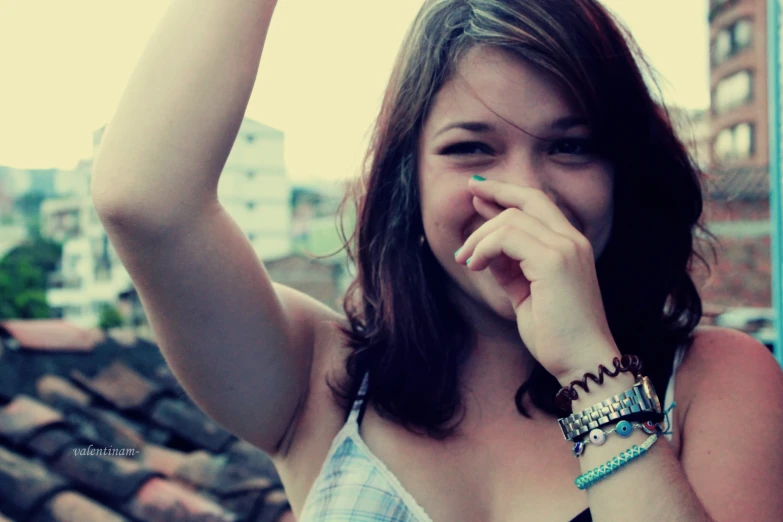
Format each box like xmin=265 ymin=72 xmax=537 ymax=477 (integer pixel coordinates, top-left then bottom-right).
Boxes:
xmin=0 ymin=320 xmax=103 ymax=352
xmin=0 ymin=321 xmax=292 ymax=522
xmin=706 ymin=166 xmax=771 ymax=201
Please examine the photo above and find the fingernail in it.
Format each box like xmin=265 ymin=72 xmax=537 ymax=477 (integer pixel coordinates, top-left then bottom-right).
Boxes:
xmin=472 ymin=175 xmax=486 ymax=182
xmin=454 ymin=248 xmax=461 ymax=258
xmin=466 ymin=256 xmax=473 ymax=265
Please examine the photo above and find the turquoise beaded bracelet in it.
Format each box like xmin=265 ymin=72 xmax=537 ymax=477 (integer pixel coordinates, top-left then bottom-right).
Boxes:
xmin=574 ymin=433 xmax=659 ymax=490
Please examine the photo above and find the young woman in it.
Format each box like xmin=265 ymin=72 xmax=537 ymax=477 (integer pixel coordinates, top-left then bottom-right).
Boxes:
xmin=91 ymin=0 xmax=783 ymax=520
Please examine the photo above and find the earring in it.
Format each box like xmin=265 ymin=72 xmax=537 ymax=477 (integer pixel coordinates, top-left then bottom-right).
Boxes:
xmin=419 ymin=235 xmax=426 ymax=247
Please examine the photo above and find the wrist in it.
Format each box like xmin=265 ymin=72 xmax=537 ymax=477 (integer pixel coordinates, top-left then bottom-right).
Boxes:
xmin=555 ymin=348 xmax=624 ymax=388
xmin=568 ymin=371 xmax=637 ymax=411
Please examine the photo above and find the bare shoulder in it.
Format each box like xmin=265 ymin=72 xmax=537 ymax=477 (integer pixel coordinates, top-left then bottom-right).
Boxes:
xmin=674 ymin=325 xmax=783 ymax=519
xmin=681 ymin=324 xmax=780 ymax=391
xmin=675 ymin=324 xmax=780 ymax=415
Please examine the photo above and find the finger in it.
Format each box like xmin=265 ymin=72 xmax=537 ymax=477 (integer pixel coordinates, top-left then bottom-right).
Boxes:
xmin=468 ymin=177 xmax=580 ymax=239
xmin=455 ymin=207 xmax=567 ymax=266
xmin=472 ymin=196 xmax=503 ymax=220
xmin=466 ymin=225 xmax=547 ymax=274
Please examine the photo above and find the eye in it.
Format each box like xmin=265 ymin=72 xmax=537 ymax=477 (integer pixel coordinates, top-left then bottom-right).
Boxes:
xmin=548 ymin=138 xmax=595 ymax=156
xmin=440 ymin=141 xmax=494 ymax=156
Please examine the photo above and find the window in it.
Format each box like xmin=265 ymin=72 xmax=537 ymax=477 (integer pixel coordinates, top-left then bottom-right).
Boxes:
xmin=712 ymin=19 xmax=753 ymax=65
xmin=713 ymin=70 xmax=752 ymax=114
xmin=713 ymin=31 xmax=731 ymax=64
xmin=734 ymin=19 xmax=752 ymax=49
xmin=714 ymin=122 xmax=754 ymax=161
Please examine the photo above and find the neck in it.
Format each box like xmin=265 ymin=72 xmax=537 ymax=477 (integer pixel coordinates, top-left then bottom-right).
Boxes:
xmin=449 ymin=288 xmax=543 ymax=426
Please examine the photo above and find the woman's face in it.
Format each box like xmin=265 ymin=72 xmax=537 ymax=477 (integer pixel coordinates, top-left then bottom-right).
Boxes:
xmin=417 ymin=46 xmax=615 ymax=321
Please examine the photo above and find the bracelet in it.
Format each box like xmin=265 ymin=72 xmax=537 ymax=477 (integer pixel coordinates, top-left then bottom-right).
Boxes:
xmin=575 ymin=433 xmax=660 ymax=490
xmin=572 ymin=420 xmax=662 ymax=457
xmin=556 ymin=354 xmax=643 ymax=412
xmin=557 ymin=374 xmax=663 ymax=442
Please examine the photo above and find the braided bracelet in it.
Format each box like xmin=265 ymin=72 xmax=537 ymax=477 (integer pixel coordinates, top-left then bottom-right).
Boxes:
xmin=572 ymin=420 xmax=661 ymax=457
xmin=575 ymin=433 xmax=660 ymax=490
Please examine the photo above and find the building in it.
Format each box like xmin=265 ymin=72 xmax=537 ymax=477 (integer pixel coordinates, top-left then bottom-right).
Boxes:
xmin=0 ymin=166 xmax=58 ymax=201
xmin=94 ymin=119 xmax=292 ymax=260
xmin=219 ymin=119 xmax=292 ymax=260
xmin=53 ymin=158 xmax=92 ymax=198
xmin=670 ymin=107 xmax=712 ymax=171
xmin=41 ymin=194 xmax=130 ymax=330
xmin=708 ymin=0 xmax=768 ymax=171
xmin=40 ymin=196 xmax=100 ymax=244
xmin=44 ymin=118 xmax=293 ymax=328
xmin=45 ymin=219 xmax=133 ymax=329
xmin=694 ymin=0 xmax=772 ymax=323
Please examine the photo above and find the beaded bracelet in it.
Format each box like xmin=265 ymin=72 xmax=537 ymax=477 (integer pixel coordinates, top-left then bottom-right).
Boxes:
xmin=572 ymin=400 xmax=676 ymax=458
xmin=572 ymin=420 xmax=661 ymax=457
xmin=575 ymin=433 xmax=660 ymax=490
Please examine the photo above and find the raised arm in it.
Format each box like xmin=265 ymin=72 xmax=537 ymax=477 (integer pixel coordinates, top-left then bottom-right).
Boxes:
xmin=91 ymin=0 xmax=331 ymax=456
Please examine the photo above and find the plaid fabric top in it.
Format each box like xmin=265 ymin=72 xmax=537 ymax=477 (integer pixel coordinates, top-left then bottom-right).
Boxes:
xmin=299 ymin=346 xmax=684 ymax=522
xmin=298 ymin=372 xmax=432 ymax=522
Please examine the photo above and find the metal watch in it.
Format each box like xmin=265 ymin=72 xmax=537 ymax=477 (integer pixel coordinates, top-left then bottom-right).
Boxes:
xmin=557 ymin=375 xmax=663 ymax=442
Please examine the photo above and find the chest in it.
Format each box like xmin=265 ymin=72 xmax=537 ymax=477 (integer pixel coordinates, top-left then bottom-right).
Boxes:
xmin=359 ymin=406 xmax=585 ymax=522
xmin=359 ymin=404 xmax=683 ymax=522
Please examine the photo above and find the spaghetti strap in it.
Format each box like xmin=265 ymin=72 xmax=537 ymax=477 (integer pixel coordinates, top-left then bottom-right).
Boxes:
xmin=347 ymin=372 xmax=370 ymax=426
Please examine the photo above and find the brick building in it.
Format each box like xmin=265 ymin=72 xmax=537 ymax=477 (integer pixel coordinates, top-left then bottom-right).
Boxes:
xmin=694 ymin=0 xmax=772 ymax=327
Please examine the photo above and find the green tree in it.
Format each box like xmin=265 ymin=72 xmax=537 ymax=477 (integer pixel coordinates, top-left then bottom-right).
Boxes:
xmin=99 ymin=305 xmax=124 ymax=329
xmin=0 ymin=237 xmax=63 ymax=319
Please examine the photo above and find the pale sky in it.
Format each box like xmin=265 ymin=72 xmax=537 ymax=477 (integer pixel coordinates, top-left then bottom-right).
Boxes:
xmin=0 ymin=0 xmax=709 ymax=181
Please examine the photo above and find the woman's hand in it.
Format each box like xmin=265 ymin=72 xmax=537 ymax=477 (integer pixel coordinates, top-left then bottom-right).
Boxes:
xmin=453 ymin=176 xmax=620 ymax=383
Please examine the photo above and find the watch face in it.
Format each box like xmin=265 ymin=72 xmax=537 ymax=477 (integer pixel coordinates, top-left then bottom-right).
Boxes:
xmin=642 ymin=376 xmax=662 ymax=413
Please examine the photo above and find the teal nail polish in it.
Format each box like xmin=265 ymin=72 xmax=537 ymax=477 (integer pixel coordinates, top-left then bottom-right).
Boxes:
xmin=466 ymin=256 xmax=473 ymax=265
xmin=472 ymin=175 xmax=486 ymax=181
xmin=454 ymin=248 xmax=461 ymax=258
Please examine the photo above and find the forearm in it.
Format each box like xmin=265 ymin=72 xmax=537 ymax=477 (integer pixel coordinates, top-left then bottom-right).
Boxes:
xmin=92 ymin=0 xmax=278 ymax=224
xmin=562 ymin=371 xmax=714 ymax=522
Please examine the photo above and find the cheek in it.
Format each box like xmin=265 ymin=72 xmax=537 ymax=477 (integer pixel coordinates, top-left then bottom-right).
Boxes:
xmin=419 ymin=160 xmax=477 ymax=242
xmin=420 ymin=180 xmax=476 ymax=249
xmin=575 ymin=174 xmax=614 ymax=254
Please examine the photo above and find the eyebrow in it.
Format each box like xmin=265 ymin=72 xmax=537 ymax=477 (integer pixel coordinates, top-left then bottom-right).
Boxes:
xmin=433 ymin=116 xmax=588 ymax=138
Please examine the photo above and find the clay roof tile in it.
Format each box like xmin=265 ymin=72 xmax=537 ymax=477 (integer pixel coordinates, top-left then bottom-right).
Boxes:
xmin=39 ymin=491 xmax=129 ymax=522
xmin=126 ymin=477 xmax=237 ymax=522
xmin=71 ymin=360 xmax=161 ymax=411
xmin=0 ymin=395 xmax=65 ymax=446
xmin=0 ymin=320 xmax=102 ymax=352
xmin=0 ymin=446 xmax=70 ymax=520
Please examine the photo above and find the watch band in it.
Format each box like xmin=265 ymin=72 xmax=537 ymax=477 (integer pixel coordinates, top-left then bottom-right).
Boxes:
xmin=558 ymin=375 xmax=663 ymax=442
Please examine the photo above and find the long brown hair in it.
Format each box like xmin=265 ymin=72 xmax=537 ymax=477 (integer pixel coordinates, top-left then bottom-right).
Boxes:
xmin=331 ymin=0 xmax=718 ymax=439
